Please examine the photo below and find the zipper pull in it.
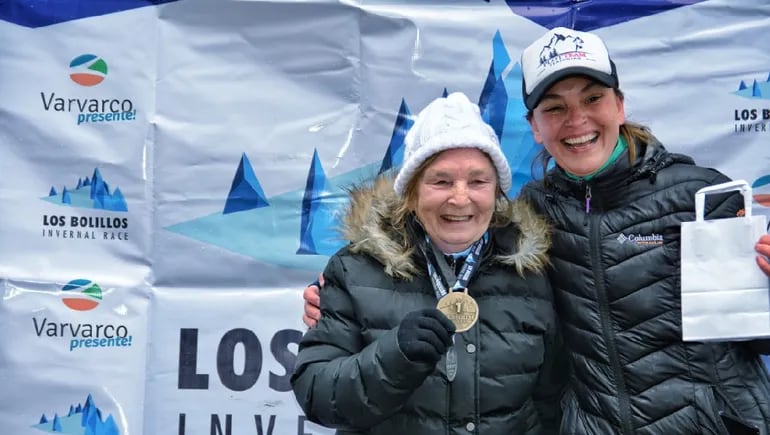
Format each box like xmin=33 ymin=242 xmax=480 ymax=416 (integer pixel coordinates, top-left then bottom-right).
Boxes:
xmin=583 ymin=185 xmax=592 ymax=226
xmin=585 ymin=185 xmax=592 ymax=214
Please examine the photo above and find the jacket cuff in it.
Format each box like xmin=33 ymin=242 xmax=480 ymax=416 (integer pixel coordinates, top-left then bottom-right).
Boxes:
xmin=374 ymin=327 xmax=434 ymax=385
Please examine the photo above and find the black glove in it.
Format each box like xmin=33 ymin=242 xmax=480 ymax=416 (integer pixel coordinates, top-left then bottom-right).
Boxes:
xmin=396 ymin=308 xmax=456 ymax=364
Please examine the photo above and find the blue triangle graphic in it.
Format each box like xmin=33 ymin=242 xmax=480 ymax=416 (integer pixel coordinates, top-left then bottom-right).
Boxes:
xmin=378 ymin=99 xmax=413 ymax=174
xmin=223 ymin=152 xmax=269 ymax=214
xmin=62 ymin=187 xmax=72 ymax=204
xmin=480 ymin=74 xmax=508 ymax=141
xmin=297 ymin=149 xmax=347 ymax=256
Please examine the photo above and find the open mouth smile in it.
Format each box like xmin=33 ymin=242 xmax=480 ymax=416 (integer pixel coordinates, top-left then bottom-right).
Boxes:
xmin=562 ymin=133 xmax=599 ymax=148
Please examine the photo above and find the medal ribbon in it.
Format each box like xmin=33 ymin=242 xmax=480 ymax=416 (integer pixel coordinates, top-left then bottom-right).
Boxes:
xmin=421 ymin=232 xmax=487 ymax=299
xmin=419 ymin=232 xmax=487 ymax=383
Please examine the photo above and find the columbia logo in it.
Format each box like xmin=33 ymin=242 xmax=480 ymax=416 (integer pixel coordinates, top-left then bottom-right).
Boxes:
xmin=617 ymin=233 xmax=663 ymax=246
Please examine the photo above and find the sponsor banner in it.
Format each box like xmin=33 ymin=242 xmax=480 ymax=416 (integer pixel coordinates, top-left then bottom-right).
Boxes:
xmin=144 ymin=287 xmax=333 ymax=435
xmin=0 ymin=278 xmax=148 ymax=434
xmin=0 ymin=5 xmax=159 ymax=283
xmin=0 ymin=0 xmax=769 ymax=434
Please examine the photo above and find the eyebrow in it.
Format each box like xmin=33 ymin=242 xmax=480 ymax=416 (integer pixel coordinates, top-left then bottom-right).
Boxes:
xmin=540 ymin=82 xmax=606 ymax=102
xmin=425 ymin=168 xmax=495 ymax=179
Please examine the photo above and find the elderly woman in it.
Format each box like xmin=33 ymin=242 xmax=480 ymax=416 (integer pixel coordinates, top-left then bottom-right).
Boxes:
xmin=290 ymin=92 xmax=566 ymax=435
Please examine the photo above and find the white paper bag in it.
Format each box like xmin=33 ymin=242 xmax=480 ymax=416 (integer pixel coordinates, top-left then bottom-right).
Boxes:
xmin=681 ymin=180 xmax=769 ymax=341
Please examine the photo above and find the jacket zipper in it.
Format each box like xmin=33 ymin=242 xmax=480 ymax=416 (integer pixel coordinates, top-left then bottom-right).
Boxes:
xmin=587 ymin=190 xmax=633 ymax=435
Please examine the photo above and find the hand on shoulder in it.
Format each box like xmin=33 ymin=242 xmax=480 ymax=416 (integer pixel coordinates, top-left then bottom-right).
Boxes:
xmin=302 ymin=273 xmax=323 ymax=328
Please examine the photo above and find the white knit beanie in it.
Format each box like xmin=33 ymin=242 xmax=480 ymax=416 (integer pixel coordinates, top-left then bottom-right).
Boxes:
xmin=394 ymin=92 xmax=512 ymax=196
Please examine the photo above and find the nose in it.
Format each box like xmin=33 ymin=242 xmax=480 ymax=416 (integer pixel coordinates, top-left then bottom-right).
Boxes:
xmin=565 ymin=105 xmax=586 ymax=126
xmin=449 ymin=182 xmax=471 ymax=206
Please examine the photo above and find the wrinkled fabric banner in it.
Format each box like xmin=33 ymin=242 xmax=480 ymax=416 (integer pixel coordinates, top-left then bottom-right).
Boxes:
xmin=0 ymin=0 xmax=769 ymax=433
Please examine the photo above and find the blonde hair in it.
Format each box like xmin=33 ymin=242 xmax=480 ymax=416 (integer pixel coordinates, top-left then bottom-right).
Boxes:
xmin=391 ymin=152 xmax=514 ymax=249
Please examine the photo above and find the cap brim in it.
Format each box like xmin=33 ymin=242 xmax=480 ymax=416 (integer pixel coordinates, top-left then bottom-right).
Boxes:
xmin=525 ymin=66 xmax=618 ymax=111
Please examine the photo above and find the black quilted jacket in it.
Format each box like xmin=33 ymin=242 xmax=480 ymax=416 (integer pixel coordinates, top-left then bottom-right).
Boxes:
xmin=292 ymin=176 xmax=567 ymax=435
xmin=520 ymin=138 xmax=770 ymax=435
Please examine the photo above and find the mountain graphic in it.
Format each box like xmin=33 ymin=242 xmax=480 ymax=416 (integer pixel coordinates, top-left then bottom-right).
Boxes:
xmin=733 ymin=74 xmax=770 ymax=100
xmin=538 ymin=33 xmax=584 ymax=65
xmin=166 ymin=29 xmax=539 ymax=271
xmin=42 ymin=167 xmax=128 ymax=212
xmin=32 ymin=393 xmax=120 ymax=435
xmin=224 ymin=153 xmax=269 ymax=214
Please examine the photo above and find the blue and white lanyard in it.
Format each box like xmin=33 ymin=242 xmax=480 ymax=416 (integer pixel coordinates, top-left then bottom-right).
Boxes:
xmin=423 ymin=232 xmax=488 ymax=299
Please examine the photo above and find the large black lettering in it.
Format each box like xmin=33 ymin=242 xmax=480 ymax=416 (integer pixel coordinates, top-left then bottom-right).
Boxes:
xmin=210 ymin=414 xmax=232 ymax=435
xmin=40 ymin=92 xmax=54 ymax=110
xmin=269 ymin=329 xmax=301 ymax=392
xmin=32 ymin=317 xmax=47 ymax=336
xmin=217 ymin=328 xmax=262 ymax=392
xmin=255 ymin=415 xmax=276 ymax=435
xmin=297 ymin=416 xmax=313 ymax=435
xmin=178 ymin=328 xmax=209 ymax=389
xmin=43 ymin=215 xmax=65 ymax=226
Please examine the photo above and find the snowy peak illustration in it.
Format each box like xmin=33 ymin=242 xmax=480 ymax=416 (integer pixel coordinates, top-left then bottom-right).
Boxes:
xmin=733 ymin=73 xmax=770 ymax=100
xmin=166 ymin=29 xmax=538 ymax=270
xmin=42 ymin=167 xmax=127 ymax=212
xmin=32 ymin=394 xmax=120 ymax=435
xmin=538 ymin=32 xmax=584 ymax=65
xmin=223 ymin=152 xmax=269 ymax=214
xmin=297 ymin=149 xmax=335 ymax=255
xmin=378 ymin=98 xmax=414 ymax=174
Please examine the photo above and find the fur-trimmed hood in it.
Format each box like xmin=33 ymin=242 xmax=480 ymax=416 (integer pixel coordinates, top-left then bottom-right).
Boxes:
xmin=340 ymin=176 xmax=550 ymax=280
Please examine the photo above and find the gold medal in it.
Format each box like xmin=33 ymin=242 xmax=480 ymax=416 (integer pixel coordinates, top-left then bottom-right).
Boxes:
xmin=436 ymin=289 xmax=478 ymax=332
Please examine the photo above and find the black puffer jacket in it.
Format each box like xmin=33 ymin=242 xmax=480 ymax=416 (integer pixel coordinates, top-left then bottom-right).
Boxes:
xmin=292 ymin=176 xmax=567 ymax=435
xmin=521 ymin=138 xmax=770 ymax=435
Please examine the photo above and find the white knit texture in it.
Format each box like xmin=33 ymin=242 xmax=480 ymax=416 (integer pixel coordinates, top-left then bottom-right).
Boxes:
xmin=394 ymin=92 xmax=512 ymax=196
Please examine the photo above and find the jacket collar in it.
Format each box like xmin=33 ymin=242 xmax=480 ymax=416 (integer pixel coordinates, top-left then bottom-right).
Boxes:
xmin=341 ymin=175 xmax=550 ymax=279
xmin=545 ymin=136 xmax=695 ymax=208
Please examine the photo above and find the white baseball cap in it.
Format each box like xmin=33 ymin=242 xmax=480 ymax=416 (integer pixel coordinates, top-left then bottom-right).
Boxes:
xmin=521 ymin=27 xmax=619 ymax=110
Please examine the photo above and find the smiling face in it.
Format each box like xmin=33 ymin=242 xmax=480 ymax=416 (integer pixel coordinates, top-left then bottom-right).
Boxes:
xmin=411 ymin=148 xmax=497 ymax=253
xmin=528 ymin=76 xmax=625 ymax=177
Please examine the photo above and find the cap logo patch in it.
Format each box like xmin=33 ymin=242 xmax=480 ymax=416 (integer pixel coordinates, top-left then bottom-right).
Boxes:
xmin=538 ymin=32 xmax=591 ymax=70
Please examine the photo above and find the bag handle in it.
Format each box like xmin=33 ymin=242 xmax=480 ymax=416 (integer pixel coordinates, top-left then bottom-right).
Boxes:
xmin=694 ymin=179 xmax=752 ymax=222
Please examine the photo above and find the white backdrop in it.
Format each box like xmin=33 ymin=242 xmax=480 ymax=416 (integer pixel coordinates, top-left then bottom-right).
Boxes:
xmin=1 ymin=0 xmax=769 ymax=434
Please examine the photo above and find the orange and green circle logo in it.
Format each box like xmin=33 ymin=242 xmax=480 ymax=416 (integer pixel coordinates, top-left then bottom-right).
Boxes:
xmin=69 ymin=54 xmax=108 ymax=87
xmin=61 ymin=279 xmax=102 ymax=311
xmin=754 ymin=175 xmax=770 ymax=207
